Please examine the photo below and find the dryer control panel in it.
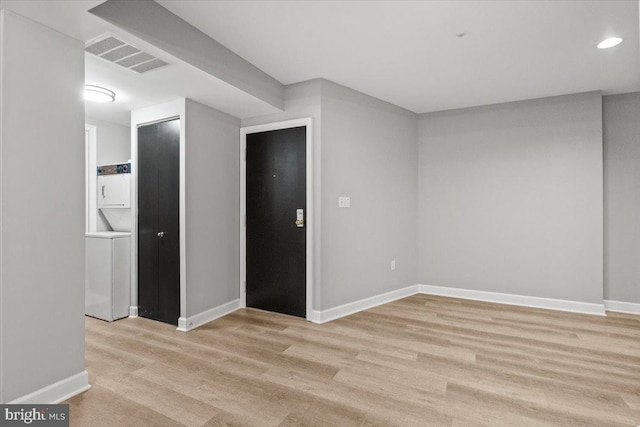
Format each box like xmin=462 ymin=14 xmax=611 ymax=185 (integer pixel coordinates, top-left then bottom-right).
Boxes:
xmin=97 ymin=163 xmax=130 ymax=176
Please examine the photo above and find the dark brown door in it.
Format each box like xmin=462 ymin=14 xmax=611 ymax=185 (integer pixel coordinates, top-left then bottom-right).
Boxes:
xmin=246 ymin=126 xmax=306 ymax=318
xmin=137 ymin=119 xmax=180 ymax=325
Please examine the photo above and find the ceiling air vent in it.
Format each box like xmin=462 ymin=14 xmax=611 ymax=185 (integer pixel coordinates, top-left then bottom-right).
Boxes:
xmin=85 ymin=35 xmax=169 ymax=74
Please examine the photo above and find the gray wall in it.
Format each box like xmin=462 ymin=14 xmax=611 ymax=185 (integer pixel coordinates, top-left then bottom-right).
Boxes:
xmin=603 ymin=92 xmax=640 ymax=303
xmin=85 ymin=116 xmax=130 ymax=231
xmin=185 ymin=100 xmax=241 ymax=316
xmin=0 ymin=10 xmax=86 ymax=402
xmin=242 ymin=79 xmax=419 ymax=311
xmin=320 ymin=81 xmax=418 ymax=309
xmin=418 ymin=92 xmax=604 ymax=304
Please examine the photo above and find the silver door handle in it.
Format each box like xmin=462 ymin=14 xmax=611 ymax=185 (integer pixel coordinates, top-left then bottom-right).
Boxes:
xmin=157 ymin=232 xmax=166 ymax=238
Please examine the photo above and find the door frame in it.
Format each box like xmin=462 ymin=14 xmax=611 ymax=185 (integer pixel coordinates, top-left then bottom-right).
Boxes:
xmin=130 ymin=99 xmax=186 ymax=329
xmin=240 ymin=118 xmax=314 ymax=320
xmin=84 ymin=123 xmax=97 ymax=233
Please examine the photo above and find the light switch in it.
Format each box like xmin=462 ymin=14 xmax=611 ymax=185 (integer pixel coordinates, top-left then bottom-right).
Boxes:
xmin=338 ymin=196 xmax=351 ymax=208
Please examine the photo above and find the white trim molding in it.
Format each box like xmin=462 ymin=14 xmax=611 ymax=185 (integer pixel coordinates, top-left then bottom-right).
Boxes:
xmin=8 ymin=371 xmax=90 ymax=404
xmin=84 ymin=124 xmax=97 ymax=233
xmin=310 ymin=284 xmax=607 ymax=324
xmin=240 ymin=118 xmax=315 ymax=320
xmin=311 ymin=285 xmax=420 ymax=324
xmin=129 ymin=306 xmax=138 ymax=318
xmin=604 ymin=300 xmax=640 ymax=315
xmin=418 ymin=284 xmax=606 ymax=316
xmin=177 ymin=299 xmax=241 ymax=332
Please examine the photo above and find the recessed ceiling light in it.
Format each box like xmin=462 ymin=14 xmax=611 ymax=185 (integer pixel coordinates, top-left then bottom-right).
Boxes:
xmin=597 ymin=37 xmax=623 ymax=49
xmin=84 ymin=85 xmax=116 ymax=103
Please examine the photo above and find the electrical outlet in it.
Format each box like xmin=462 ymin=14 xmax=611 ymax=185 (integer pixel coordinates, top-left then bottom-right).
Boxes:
xmin=338 ymin=196 xmax=351 ymax=208
xmin=391 ymin=260 xmax=396 ymax=270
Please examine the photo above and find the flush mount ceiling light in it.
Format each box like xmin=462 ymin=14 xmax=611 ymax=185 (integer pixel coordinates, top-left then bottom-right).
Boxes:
xmin=597 ymin=37 xmax=623 ymax=49
xmin=84 ymin=85 xmax=116 ymax=103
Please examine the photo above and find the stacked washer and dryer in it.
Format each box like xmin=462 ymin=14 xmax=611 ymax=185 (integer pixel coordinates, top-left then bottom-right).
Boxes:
xmin=85 ymin=163 xmax=132 ymax=322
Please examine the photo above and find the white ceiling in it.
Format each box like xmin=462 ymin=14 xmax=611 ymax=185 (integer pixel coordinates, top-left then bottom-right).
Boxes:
xmin=83 ymin=41 xmax=282 ymax=126
xmin=158 ymin=0 xmax=640 ymax=113
xmin=2 ymin=0 xmax=639 ymax=122
xmin=1 ymin=0 xmax=282 ymax=125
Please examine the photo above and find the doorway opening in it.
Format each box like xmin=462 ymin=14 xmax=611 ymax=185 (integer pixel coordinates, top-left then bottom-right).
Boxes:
xmin=240 ymin=118 xmax=314 ymax=320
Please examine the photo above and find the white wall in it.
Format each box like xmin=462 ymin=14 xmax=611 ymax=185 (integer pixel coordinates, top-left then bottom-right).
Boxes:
xmin=603 ymin=92 xmax=640 ymax=304
xmin=320 ymin=81 xmax=418 ymax=309
xmin=0 ymin=10 xmax=88 ymax=402
xmin=418 ymin=92 xmax=604 ymax=304
xmin=86 ymin=116 xmax=130 ymax=165
xmin=85 ymin=116 xmax=130 ymax=231
xmin=184 ymin=99 xmax=240 ymax=316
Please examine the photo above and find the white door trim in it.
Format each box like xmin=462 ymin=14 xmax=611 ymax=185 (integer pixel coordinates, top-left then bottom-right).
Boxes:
xmin=84 ymin=124 xmax=97 ymax=233
xmin=240 ymin=118 xmax=314 ymax=320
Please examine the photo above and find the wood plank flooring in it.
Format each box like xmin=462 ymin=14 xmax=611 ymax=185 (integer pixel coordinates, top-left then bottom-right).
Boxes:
xmin=66 ymin=294 xmax=640 ymax=426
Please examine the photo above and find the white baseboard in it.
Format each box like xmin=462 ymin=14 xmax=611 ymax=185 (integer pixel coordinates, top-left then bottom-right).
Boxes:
xmin=232 ymin=293 xmax=636 ymax=323
xmin=308 ymin=310 xmax=322 ymax=323
xmin=418 ymin=284 xmax=606 ymax=316
xmin=309 ymin=284 xmax=607 ymax=324
xmin=129 ymin=306 xmax=138 ymax=318
xmin=311 ymin=285 xmax=420 ymax=324
xmin=604 ymin=300 xmax=640 ymax=315
xmin=177 ymin=299 xmax=241 ymax=332
xmin=8 ymin=370 xmax=90 ymax=404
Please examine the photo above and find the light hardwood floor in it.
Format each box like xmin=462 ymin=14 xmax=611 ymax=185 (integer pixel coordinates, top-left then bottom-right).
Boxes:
xmin=67 ymin=294 xmax=640 ymax=426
